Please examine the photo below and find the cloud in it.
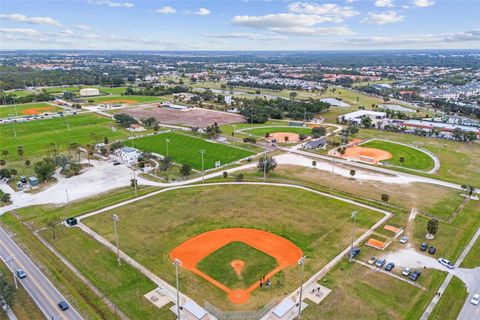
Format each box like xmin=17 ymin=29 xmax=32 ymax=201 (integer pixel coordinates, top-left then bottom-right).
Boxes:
xmin=287 ymin=2 xmax=360 ymax=21
xmin=412 ymin=0 xmax=435 ymax=7
xmin=193 ymin=8 xmax=210 ymax=16
xmin=345 ymin=0 xmax=357 ymax=3
xmin=88 ymin=0 xmax=134 ymax=8
xmin=232 ymin=13 xmax=354 ymax=36
xmin=0 ymin=13 xmax=62 ymax=27
xmin=76 ymin=24 xmax=92 ymax=30
xmin=204 ymin=32 xmax=288 ymax=41
xmin=361 ymin=11 xmax=404 ymax=24
xmin=0 ymin=28 xmax=39 ymax=37
xmin=156 ymin=6 xmax=176 ymax=14
xmin=375 ymin=0 xmax=394 ymax=7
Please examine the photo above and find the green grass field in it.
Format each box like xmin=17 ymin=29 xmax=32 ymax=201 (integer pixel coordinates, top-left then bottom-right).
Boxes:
xmin=243 ymin=126 xmax=313 ymax=137
xmin=83 ymin=184 xmax=384 ymax=310
xmin=197 ymin=241 xmax=277 ymax=289
xmin=361 ymin=139 xmax=435 ymax=171
xmin=0 ymin=102 xmax=61 ymax=118
xmin=428 ymin=276 xmax=468 ymax=320
xmin=85 ymin=95 xmax=167 ymax=104
xmin=460 ymin=236 xmax=480 ymax=268
xmin=133 ymin=132 xmax=255 ymax=170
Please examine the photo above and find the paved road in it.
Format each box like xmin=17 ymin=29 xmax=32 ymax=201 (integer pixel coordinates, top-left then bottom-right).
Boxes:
xmin=0 ymin=227 xmax=83 ymax=320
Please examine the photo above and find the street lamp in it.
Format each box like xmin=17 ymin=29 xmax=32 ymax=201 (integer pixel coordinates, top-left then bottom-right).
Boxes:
xmin=349 ymin=211 xmax=358 ymax=262
xmin=200 ymin=149 xmax=206 ymax=182
xmin=112 ymin=214 xmax=121 ymax=266
xmin=263 ymin=150 xmax=269 ymax=182
xmin=297 ymin=256 xmax=306 ymax=319
xmin=329 ymin=157 xmax=336 ymax=193
xmin=65 ymin=189 xmax=70 ymax=204
xmin=165 ymin=138 xmax=170 ymax=157
xmin=173 ymin=258 xmax=182 ymax=320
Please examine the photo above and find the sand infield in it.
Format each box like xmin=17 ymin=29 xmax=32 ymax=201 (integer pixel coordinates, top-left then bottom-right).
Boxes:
xmin=22 ymin=107 xmax=54 ymax=115
xmin=269 ymin=132 xmax=301 ymax=143
xmin=342 ymin=145 xmax=392 ymax=163
xmin=169 ymin=228 xmax=303 ymax=304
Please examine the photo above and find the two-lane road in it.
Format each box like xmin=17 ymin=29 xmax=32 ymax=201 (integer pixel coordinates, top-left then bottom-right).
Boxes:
xmin=0 ymin=227 xmax=82 ymax=320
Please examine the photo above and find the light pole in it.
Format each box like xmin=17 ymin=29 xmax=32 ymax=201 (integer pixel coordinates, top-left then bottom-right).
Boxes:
xmin=200 ymin=149 xmax=206 ymax=182
xmin=329 ymin=157 xmax=335 ymax=193
xmin=132 ymin=168 xmax=137 ymax=197
xmin=297 ymin=256 xmax=305 ymax=319
xmin=112 ymin=214 xmax=121 ymax=266
xmin=65 ymin=189 xmax=70 ymax=204
xmin=174 ymin=258 xmax=182 ymax=320
xmin=4 ymin=256 xmax=18 ymax=289
xmin=263 ymin=150 xmax=268 ymax=182
xmin=165 ymin=138 xmax=170 ymax=157
xmin=349 ymin=211 xmax=358 ymax=262
xmin=9 ymin=114 xmax=17 ymax=138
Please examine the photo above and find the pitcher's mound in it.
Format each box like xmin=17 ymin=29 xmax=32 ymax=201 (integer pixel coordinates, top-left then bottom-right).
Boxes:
xmin=231 ymin=259 xmax=245 ymax=277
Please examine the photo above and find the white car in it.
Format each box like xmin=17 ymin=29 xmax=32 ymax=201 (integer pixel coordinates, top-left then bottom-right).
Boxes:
xmin=402 ymin=267 xmax=411 ymax=276
xmin=400 ymin=236 xmax=409 ymax=244
xmin=438 ymin=257 xmax=455 ymax=269
xmin=471 ymin=293 xmax=480 ymax=306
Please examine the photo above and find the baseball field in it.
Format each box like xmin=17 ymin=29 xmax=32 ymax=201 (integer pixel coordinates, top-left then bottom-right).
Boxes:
xmin=133 ymin=132 xmax=255 ymax=170
xmin=85 ymin=95 xmax=167 ymax=104
xmin=0 ymin=102 xmax=62 ymax=118
xmin=82 ymin=184 xmax=385 ymax=310
xmin=242 ymin=126 xmax=313 ymax=137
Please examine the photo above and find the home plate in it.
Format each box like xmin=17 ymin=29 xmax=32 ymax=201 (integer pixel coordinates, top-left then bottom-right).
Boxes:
xmin=145 ymin=288 xmax=172 ymax=309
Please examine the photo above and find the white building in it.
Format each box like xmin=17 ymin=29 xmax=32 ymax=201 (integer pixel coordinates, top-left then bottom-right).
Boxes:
xmin=338 ymin=110 xmax=387 ymax=127
xmin=115 ymin=147 xmax=140 ymax=164
xmin=225 ymin=96 xmax=233 ymax=105
xmin=79 ymin=88 xmax=100 ymax=96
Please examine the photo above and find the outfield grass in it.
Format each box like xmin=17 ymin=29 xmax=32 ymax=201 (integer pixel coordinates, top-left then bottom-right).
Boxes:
xmin=133 ymin=132 xmax=255 ymax=170
xmin=361 ymin=139 xmax=435 ymax=171
xmin=197 ymin=242 xmax=277 ymax=289
xmin=428 ymin=276 xmax=468 ymax=320
xmin=85 ymin=95 xmax=167 ymax=104
xmin=243 ymin=126 xmax=313 ymax=137
xmin=0 ymin=113 xmax=132 ymax=175
xmin=0 ymin=102 xmax=61 ymax=118
xmin=83 ymin=184 xmax=384 ymax=310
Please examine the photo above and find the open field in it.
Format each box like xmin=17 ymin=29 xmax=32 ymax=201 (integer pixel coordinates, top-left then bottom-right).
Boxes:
xmin=0 ymin=102 xmax=62 ymax=118
xmin=460 ymin=236 xmax=480 ymax=268
xmin=0 ymin=113 xmax=133 ymax=175
xmin=360 ymin=140 xmax=435 ymax=171
xmin=120 ymin=105 xmax=245 ymax=127
xmin=301 ymin=260 xmax=446 ymax=320
xmin=243 ymin=126 xmax=313 ymax=137
xmin=133 ymin=132 xmax=255 ymax=170
xmin=428 ymin=276 xmax=468 ymax=320
xmin=85 ymin=95 xmax=167 ymax=104
xmin=83 ymin=184 xmax=384 ymax=310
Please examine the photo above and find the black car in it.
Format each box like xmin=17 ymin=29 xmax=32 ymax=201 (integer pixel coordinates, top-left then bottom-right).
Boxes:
xmin=58 ymin=301 xmax=69 ymax=311
xmin=385 ymin=262 xmax=395 ymax=271
xmin=428 ymin=246 xmax=436 ymax=254
xmin=420 ymin=243 xmax=428 ymax=251
xmin=350 ymin=247 xmax=361 ymax=258
xmin=113 ymin=161 xmax=121 ymax=166
xmin=409 ymin=271 xmax=421 ymax=281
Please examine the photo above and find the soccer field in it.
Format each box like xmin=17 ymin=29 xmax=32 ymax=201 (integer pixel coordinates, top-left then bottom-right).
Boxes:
xmin=361 ymin=139 xmax=435 ymax=171
xmin=133 ymin=132 xmax=255 ymax=170
xmin=0 ymin=113 xmax=129 ymax=163
xmin=83 ymin=184 xmax=384 ymax=310
xmin=0 ymin=102 xmax=62 ymax=118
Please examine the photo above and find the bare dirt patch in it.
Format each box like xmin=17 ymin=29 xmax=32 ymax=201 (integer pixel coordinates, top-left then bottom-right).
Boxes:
xmin=123 ymin=106 xmax=245 ymax=127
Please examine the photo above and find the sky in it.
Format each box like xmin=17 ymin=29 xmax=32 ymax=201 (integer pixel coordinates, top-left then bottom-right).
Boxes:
xmin=0 ymin=0 xmax=479 ymax=50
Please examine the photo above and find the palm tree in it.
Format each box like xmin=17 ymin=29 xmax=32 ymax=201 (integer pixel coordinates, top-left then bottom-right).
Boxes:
xmin=312 ymin=160 xmax=317 ymax=168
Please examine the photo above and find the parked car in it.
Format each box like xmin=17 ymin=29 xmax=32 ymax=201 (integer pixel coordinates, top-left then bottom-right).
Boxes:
xmin=16 ymin=269 xmax=26 ymax=279
xmin=367 ymin=256 xmax=377 ymax=265
xmin=113 ymin=161 xmax=121 ymax=166
xmin=375 ymin=258 xmax=386 ymax=267
xmin=471 ymin=293 xmax=480 ymax=306
xmin=420 ymin=243 xmax=428 ymax=251
xmin=350 ymin=247 xmax=361 ymax=258
xmin=438 ymin=258 xmax=455 ymax=269
xmin=402 ymin=267 xmax=411 ymax=276
xmin=409 ymin=271 xmax=421 ymax=281
xmin=400 ymin=236 xmax=408 ymax=244
xmin=58 ymin=301 xmax=69 ymax=311
xmin=428 ymin=246 xmax=436 ymax=255
xmin=385 ymin=262 xmax=395 ymax=271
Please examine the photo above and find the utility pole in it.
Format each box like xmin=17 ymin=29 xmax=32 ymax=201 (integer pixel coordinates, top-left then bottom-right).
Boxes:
xmin=263 ymin=150 xmax=268 ymax=182
xmin=112 ymin=214 xmax=121 ymax=266
xmin=200 ymin=149 xmax=206 ymax=182
xmin=65 ymin=189 xmax=70 ymax=204
xmin=174 ymin=258 xmax=182 ymax=320
xmin=329 ymin=157 xmax=335 ymax=193
xmin=132 ymin=168 xmax=137 ymax=197
xmin=349 ymin=211 xmax=358 ymax=262
xmin=303 ymin=107 xmax=306 ymax=123
xmin=4 ymin=256 xmax=18 ymax=289
xmin=165 ymin=138 xmax=170 ymax=157
xmin=9 ymin=114 xmax=17 ymax=138
xmin=297 ymin=256 xmax=305 ymax=319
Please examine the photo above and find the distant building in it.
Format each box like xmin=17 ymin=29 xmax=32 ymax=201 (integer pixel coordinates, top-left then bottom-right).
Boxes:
xmin=303 ymin=138 xmax=326 ymax=149
xmin=127 ymin=124 xmax=146 ymax=132
xmin=225 ymin=96 xmax=233 ymax=105
xmin=79 ymin=88 xmax=100 ymax=96
xmin=28 ymin=176 xmax=39 ymax=186
xmin=115 ymin=147 xmax=140 ymax=164
xmin=338 ymin=110 xmax=387 ymax=127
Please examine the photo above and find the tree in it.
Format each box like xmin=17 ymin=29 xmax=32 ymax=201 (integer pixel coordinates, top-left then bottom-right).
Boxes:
xmin=223 ymin=171 xmax=228 ymax=178
xmin=257 ymin=156 xmax=277 ymax=174
xmin=1 ymin=150 xmax=9 ymax=160
xmin=312 ymin=160 xmax=317 ymax=168
xmin=399 ymin=157 xmax=405 ymax=166
xmin=103 ymin=137 xmax=109 ymax=144
xmin=0 ymin=192 xmax=11 ymax=203
xmin=34 ymin=158 xmax=56 ymax=182
xmin=361 ymin=116 xmax=372 ymax=128
xmin=24 ymin=160 xmax=31 ymax=167
xmin=284 ymin=136 xmax=289 ymax=143
xmin=427 ymin=218 xmax=439 ymax=236
xmin=130 ymin=178 xmax=138 ymax=188
xmin=143 ymin=117 xmax=157 ymax=128
xmin=114 ymin=113 xmax=137 ymax=128
xmin=17 ymin=146 xmax=24 ymax=159
xmin=179 ymin=164 xmax=192 ymax=176
xmin=311 ymin=127 xmax=327 ymax=138
xmin=349 ymin=169 xmax=356 ymax=179
xmin=289 ymin=92 xmax=298 ymax=99
xmin=452 ymin=127 xmax=464 ymax=141
xmin=0 ymin=160 xmax=5 ymax=166
xmin=159 ymin=156 xmax=172 ymax=171
xmin=236 ymin=173 xmax=244 ymax=182
xmin=381 ymin=193 xmax=389 ymax=204
xmin=0 ymin=272 xmax=16 ymax=307
xmin=0 ymin=169 xmax=11 ymax=179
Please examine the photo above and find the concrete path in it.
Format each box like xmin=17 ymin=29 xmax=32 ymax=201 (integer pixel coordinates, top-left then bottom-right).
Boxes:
xmin=420 ymin=227 xmax=480 ymax=320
